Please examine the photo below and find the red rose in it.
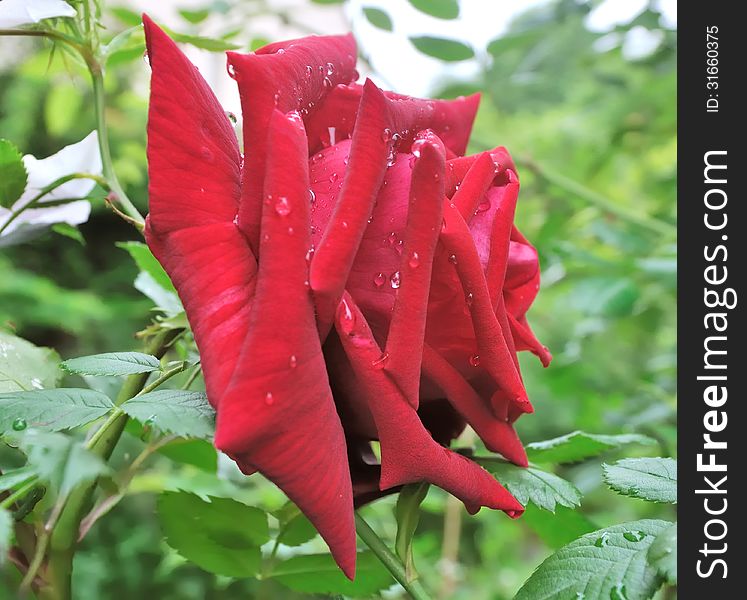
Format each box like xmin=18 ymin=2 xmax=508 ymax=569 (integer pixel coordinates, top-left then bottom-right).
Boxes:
xmin=142 ymin=15 xmax=549 ymax=578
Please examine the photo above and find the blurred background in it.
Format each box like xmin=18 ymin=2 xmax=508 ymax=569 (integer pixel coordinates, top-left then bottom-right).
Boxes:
xmin=0 ymin=0 xmax=676 ymax=598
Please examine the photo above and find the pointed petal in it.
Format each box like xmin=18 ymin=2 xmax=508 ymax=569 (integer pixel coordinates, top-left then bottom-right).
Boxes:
xmin=143 ymin=15 xmax=241 ymax=234
xmin=335 ymin=293 xmax=523 ymax=517
xmin=384 ymin=133 xmax=445 ymax=407
xmin=214 ymin=111 xmax=355 ymax=579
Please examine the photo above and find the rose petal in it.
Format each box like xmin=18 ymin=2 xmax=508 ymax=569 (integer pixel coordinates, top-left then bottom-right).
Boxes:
xmin=226 ymin=34 xmax=357 ymax=253
xmin=215 ymin=111 xmax=356 ymax=579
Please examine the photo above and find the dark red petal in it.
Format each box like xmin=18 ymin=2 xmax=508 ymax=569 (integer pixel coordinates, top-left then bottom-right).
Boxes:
xmin=226 ymin=34 xmax=357 ymax=253
xmin=311 ymin=81 xmax=391 ymax=336
xmin=335 ymin=293 xmax=524 ymax=517
xmin=445 ymin=146 xmax=515 ymax=196
xmin=385 ymin=134 xmax=445 ymax=406
xmin=439 ymin=205 xmax=531 ymax=416
xmin=142 ymin=15 xmax=252 ymax=407
xmin=422 ymin=344 xmax=528 ymax=466
xmin=214 ymin=111 xmax=355 ymax=579
xmin=305 ymin=83 xmax=480 ymax=156
xmin=452 ymin=152 xmax=499 ymax=221
xmin=143 ymin=14 xmax=241 ymax=234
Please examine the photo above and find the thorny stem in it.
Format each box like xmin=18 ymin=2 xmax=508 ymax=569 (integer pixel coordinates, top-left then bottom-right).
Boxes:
xmin=42 ymin=328 xmax=182 ymax=600
xmin=90 ymin=68 xmax=144 ymax=226
xmin=355 ymin=513 xmax=432 ymax=600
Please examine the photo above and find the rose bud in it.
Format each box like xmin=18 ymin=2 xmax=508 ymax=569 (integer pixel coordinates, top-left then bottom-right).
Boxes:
xmin=142 ymin=15 xmax=549 ymax=578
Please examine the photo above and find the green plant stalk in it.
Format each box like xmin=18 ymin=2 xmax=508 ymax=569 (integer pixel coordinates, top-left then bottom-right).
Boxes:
xmin=519 ymin=156 xmax=676 ymax=237
xmin=0 ymin=173 xmax=108 ymax=236
xmin=355 ymin=513 xmax=432 ymax=600
xmin=89 ymin=68 xmax=144 ymax=226
xmin=43 ymin=328 xmax=181 ymax=600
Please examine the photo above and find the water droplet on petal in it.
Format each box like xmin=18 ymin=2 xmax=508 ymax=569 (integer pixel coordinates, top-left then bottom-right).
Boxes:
xmin=264 ymin=392 xmax=275 ymax=406
xmin=275 ymin=196 xmax=291 ymax=216
xmin=288 ymin=355 xmax=297 ymax=369
xmin=308 ymin=189 xmax=316 ymax=204
xmin=408 ymin=252 xmax=420 ymax=268
xmin=305 ymin=65 xmax=313 ymax=78
xmin=329 ymin=172 xmax=339 ymax=183
xmin=448 ymin=254 xmax=457 ymax=265
xmin=287 ymin=226 xmax=294 ymax=235
xmin=263 ymin=233 xmax=270 ymax=242
xmin=387 ymin=231 xmax=397 ymax=245
xmin=341 ymin=220 xmax=348 ymax=229
xmin=390 ymin=271 xmax=401 ymax=289
xmin=326 ymin=62 xmax=335 ymax=75
xmin=373 ymin=272 xmax=386 ymax=287
xmin=12 ymin=418 xmax=27 ymax=431
xmin=339 ymin=298 xmax=355 ymax=335
xmin=476 ymin=199 xmax=491 ymax=214
xmin=469 ymin=354 xmax=480 ymax=367
xmin=305 ymin=247 xmax=315 ymax=262
xmin=465 ymin=292 xmax=474 ymax=306
xmin=381 ymin=128 xmax=392 ymax=143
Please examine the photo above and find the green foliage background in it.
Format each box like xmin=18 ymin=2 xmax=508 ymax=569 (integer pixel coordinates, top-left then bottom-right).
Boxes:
xmin=1 ymin=0 xmax=676 ymax=598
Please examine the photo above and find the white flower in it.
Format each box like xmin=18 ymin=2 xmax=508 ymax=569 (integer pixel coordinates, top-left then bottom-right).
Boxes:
xmin=0 ymin=0 xmax=76 ymax=28
xmin=0 ymin=132 xmax=102 ymax=248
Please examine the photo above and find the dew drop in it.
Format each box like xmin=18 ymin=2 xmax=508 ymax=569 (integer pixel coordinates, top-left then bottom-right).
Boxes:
xmin=326 ymin=61 xmax=335 ymax=76
xmin=225 ymin=111 xmax=238 ymax=124
xmin=448 ymin=254 xmax=457 ymax=265
xmin=263 ymin=233 xmax=271 ymax=242
xmin=609 ymin=583 xmax=627 ymax=600
xmin=305 ymin=246 xmax=315 ymax=262
xmin=381 ymin=128 xmax=392 ymax=143
xmin=288 ymin=355 xmax=297 ymax=369
xmin=623 ymin=530 xmax=646 ymax=543
xmin=12 ymin=418 xmax=27 ymax=431
xmin=308 ymin=189 xmax=316 ymax=204
xmin=339 ymin=298 xmax=355 ymax=335
xmin=264 ymin=392 xmax=275 ymax=406
xmin=329 ymin=172 xmax=339 ymax=183
xmin=476 ymin=199 xmax=491 ymax=214
xmin=465 ymin=292 xmax=474 ymax=306
xmin=594 ymin=532 xmax=611 ymax=547
xmin=287 ymin=226 xmax=294 ymax=235
xmin=408 ymin=252 xmax=420 ymax=268
xmin=341 ymin=220 xmax=349 ymax=229
xmin=274 ymin=196 xmax=291 ymax=216
xmin=386 ymin=231 xmax=397 ymax=245
xmin=390 ymin=271 xmax=401 ymax=289
xmin=373 ymin=272 xmax=386 ymax=287
xmin=469 ymin=354 xmax=480 ymax=367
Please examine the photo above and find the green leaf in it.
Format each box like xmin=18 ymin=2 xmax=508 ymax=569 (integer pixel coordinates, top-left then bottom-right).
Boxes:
xmin=277 ymin=510 xmax=318 ymax=547
xmin=310 ymin=0 xmax=345 ymax=4
xmin=270 ymin=552 xmax=394 ymax=597
xmin=363 ymin=7 xmax=393 ymax=31
xmin=158 ymin=491 xmax=268 ymax=577
xmin=134 ymin=272 xmax=183 ymax=315
xmin=526 ymin=431 xmax=656 ymax=464
xmin=19 ymin=431 xmax=108 ymax=497
xmin=0 ymin=330 xmax=60 ymax=393
xmin=158 ymin=439 xmax=218 ymax=473
xmin=179 ymin=9 xmax=210 ymax=24
xmin=117 ymin=241 xmax=176 ymax=293
xmin=603 ymin=458 xmax=677 ymax=504
xmin=478 ymin=459 xmax=581 ymax=512
xmin=0 ymin=139 xmax=28 ymax=209
xmin=0 ymin=388 xmax=113 ymax=433
xmin=0 ymin=508 xmax=12 ymax=565
xmin=409 ymin=36 xmax=474 ymax=61
xmin=52 ymin=223 xmax=85 ymax=245
xmin=61 ymin=352 xmax=161 ymax=377
xmin=515 ymin=519 xmax=671 ymax=600
xmin=250 ymin=37 xmax=271 ymax=51
xmin=0 ymin=466 xmax=36 ymax=493
xmin=110 ymin=7 xmax=142 ymax=27
xmin=408 ymin=0 xmax=459 ymax=19
xmin=395 ymin=482 xmax=429 ymax=579
xmin=521 ymin=504 xmax=597 ymax=549
xmin=103 ymin=26 xmax=144 ymax=61
xmin=121 ymin=390 xmax=215 ymax=439
xmin=647 ymin=522 xmax=676 ymax=584
xmin=167 ymin=31 xmax=240 ymax=52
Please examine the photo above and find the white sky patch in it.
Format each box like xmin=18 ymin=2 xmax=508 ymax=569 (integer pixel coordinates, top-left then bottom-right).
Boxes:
xmin=622 ymin=25 xmax=665 ymax=60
